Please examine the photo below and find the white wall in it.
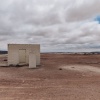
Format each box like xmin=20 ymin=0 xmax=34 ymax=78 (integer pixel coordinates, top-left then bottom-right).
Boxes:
xmin=29 ymin=53 xmax=36 ymax=68
xmin=8 ymin=44 xmax=40 ymax=66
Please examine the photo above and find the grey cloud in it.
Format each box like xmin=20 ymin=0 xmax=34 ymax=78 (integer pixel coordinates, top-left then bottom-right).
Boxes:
xmin=65 ymin=0 xmax=100 ymax=21
xmin=0 ymin=0 xmax=100 ymax=52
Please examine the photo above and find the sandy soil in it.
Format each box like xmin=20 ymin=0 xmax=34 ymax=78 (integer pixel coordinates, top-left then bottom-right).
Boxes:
xmin=62 ymin=65 xmax=100 ymax=73
xmin=0 ymin=53 xmax=100 ymax=100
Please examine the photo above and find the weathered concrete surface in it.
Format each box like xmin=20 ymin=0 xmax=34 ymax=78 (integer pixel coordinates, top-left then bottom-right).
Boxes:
xmin=29 ymin=53 xmax=36 ymax=68
xmin=8 ymin=44 xmax=40 ymax=66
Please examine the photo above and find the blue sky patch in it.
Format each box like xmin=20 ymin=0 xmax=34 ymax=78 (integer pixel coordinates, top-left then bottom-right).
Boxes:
xmin=94 ymin=16 xmax=100 ymax=23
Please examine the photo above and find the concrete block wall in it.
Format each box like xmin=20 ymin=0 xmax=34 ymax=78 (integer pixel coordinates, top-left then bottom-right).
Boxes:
xmin=29 ymin=53 xmax=36 ymax=68
xmin=8 ymin=44 xmax=40 ymax=66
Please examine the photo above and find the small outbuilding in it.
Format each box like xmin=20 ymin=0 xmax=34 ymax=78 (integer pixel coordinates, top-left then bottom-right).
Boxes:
xmin=8 ymin=44 xmax=40 ymax=67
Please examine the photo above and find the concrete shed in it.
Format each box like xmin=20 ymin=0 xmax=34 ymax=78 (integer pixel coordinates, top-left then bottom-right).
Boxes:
xmin=8 ymin=44 xmax=40 ymax=66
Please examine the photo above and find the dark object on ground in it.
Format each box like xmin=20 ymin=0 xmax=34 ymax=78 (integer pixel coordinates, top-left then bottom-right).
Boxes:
xmin=59 ymin=68 xmax=62 ymax=70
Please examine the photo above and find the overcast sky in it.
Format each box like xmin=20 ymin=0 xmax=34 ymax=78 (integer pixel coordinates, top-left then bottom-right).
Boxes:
xmin=0 ymin=0 xmax=100 ymax=52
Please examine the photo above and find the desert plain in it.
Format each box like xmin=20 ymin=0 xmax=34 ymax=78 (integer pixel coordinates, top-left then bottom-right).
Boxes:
xmin=0 ymin=53 xmax=100 ymax=100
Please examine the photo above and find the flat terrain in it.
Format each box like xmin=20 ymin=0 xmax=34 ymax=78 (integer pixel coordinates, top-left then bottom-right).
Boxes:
xmin=0 ymin=53 xmax=100 ymax=100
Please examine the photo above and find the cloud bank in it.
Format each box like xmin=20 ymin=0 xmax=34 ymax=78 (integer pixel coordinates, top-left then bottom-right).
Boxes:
xmin=0 ymin=0 xmax=100 ymax=52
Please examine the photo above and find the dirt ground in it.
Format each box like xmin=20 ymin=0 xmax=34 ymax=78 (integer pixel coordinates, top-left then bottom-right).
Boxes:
xmin=0 ymin=53 xmax=100 ymax=100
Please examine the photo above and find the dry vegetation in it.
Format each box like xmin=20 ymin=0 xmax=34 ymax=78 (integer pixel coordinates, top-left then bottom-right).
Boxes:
xmin=0 ymin=53 xmax=100 ymax=100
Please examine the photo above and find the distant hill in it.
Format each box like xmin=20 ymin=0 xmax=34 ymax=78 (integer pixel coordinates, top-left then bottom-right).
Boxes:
xmin=42 ymin=51 xmax=100 ymax=54
xmin=0 ymin=51 xmax=8 ymax=54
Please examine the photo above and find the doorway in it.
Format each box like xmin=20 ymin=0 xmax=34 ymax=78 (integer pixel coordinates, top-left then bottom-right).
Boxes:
xmin=19 ymin=49 xmax=26 ymax=63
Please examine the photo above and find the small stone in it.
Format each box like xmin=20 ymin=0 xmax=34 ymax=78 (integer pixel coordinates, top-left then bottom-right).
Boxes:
xmin=59 ymin=68 xmax=62 ymax=70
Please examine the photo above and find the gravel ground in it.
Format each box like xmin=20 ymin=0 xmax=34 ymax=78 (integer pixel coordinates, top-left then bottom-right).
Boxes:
xmin=0 ymin=53 xmax=100 ymax=100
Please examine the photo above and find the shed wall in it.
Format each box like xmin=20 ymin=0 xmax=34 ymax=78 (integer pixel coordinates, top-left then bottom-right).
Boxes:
xmin=8 ymin=44 xmax=40 ymax=66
